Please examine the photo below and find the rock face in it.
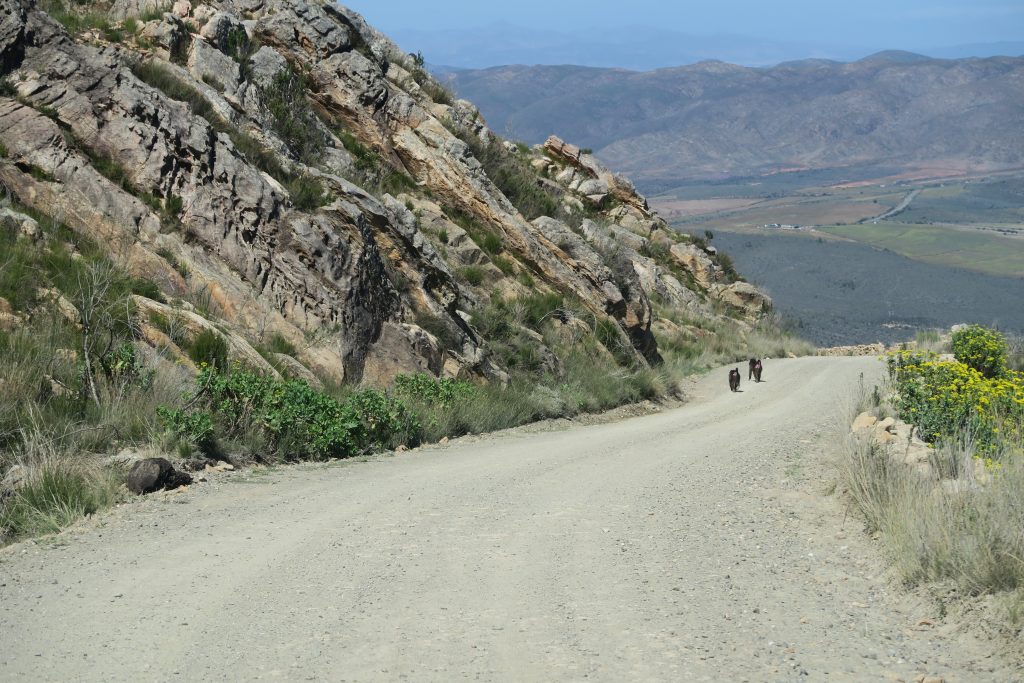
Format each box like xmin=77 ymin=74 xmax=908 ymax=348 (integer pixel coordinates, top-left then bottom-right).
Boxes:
xmin=126 ymin=458 xmax=193 ymax=494
xmin=0 ymin=0 xmax=771 ymax=386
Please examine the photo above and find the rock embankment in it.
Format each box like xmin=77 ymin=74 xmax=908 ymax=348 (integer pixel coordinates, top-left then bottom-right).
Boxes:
xmin=0 ymin=0 xmax=773 ymax=387
xmin=818 ymin=343 xmax=886 ymax=357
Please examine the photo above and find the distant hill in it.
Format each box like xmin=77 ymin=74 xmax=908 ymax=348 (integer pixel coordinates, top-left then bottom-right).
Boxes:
xmin=396 ymin=23 xmax=1024 ymax=72
xmin=445 ymin=54 xmax=1024 ymax=190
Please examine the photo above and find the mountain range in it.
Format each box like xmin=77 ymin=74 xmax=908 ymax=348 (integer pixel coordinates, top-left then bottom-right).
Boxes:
xmin=445 ymin=53 xmax=1024 ymax=190
xmin=393 ymin=23 xmax=1024 ymax=71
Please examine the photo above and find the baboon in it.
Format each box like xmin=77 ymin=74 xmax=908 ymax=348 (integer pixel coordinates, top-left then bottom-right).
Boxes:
xmin=729 ymin=368 xmax=741 ymax=392
xmin=748 ymin=358 xmax=758 ymax=380
xmin=753 ymin=359 xmax=763 ymax=383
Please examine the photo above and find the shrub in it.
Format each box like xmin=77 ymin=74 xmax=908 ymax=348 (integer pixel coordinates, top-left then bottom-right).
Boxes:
xmin=157 ymin=406 xmax=214 ymax=451
xmin=160 ymin=367 xmax=422 ymax=461
xmin=187 ymin=329 xmax=229 ymax=370
xmin=888 ymin=346 xmax=1024 ymax=456
xmin=265 ymin=333 xmax=298 ymax=357
xmin=393 ymin=373 xmax=475 ymax=407
xmin=952 ymin=324 xmax=1008 ymax=378
xmin=224 ymin=26 xmax=251 ymax=62
xmin=837 ymin=423 xmax=1024 ymax=618
xmin=263 ymin=67 xmax=328 ymax=165
xmin=480 ymin=233 xmax=502 ymax=255
xmin=338 ymin=129 xmax=379 ymax=173
xmin=346 ymin=388 xmax=420 ymax=451
xmin=459 ymin=266 xmax=484 ymax=287
xmin=286 ymin=175 xmax=329 ymax=211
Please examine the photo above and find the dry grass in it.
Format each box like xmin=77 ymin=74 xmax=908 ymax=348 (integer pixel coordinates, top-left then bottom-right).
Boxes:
xmin=836 ymin=387 xmax=1024 ymax=626
xmin=0 ymin=431 xmax=123 ymax=542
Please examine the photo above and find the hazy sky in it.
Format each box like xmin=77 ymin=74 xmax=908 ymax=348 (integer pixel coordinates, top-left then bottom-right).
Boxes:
xmin=347 ymin=0 xmax=1024 ymax=52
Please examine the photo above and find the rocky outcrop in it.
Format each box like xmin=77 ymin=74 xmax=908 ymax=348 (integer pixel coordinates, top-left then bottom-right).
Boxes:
xmin=711 ymin=282 xmax=772 ymax=321
xmin=0 ymin=0 xmax=771 ymax=387
xmin=818 ymin=343 xmax=887 ymax=357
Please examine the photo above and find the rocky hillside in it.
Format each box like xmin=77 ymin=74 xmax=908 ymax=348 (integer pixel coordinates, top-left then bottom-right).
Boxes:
xmin=445 ymin=55 xmax=1024 ymax=189
xmin=0 ymin=0 xmax=775 ymax=390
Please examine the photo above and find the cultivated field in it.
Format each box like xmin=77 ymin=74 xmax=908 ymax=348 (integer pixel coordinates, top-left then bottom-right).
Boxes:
xmin=658 ymin=172 xmax=1024 ymax=278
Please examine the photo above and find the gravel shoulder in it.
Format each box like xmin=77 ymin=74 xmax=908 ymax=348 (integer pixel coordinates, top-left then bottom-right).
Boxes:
xmin=1 ymin=356 xmax=1019 ymax=681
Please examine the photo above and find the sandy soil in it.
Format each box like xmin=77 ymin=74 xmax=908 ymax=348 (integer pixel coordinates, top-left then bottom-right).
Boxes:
xmin=1 ymin=357 xmax=1019 ymax=681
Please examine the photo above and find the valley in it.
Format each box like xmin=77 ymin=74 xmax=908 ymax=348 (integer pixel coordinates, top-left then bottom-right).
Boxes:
xmin=655 ymin=172 xmax=1024 ymax=278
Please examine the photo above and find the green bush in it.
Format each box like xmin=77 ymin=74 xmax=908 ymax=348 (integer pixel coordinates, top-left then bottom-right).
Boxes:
xmin=459 ymin=266 xmax=484 ymax=287
xmin=393 ymin=373 xmax=475 ymax=407
xmin=888 ymin=347 xmax=1024 ymax=456
xmin=161 ymin=368 xmax=420 ymax=461
xmin=287 ymin=175 xmax=329 ymax=211
xmin=187 ymin=329 xmax=229 ymax=370
xmin=480 ymin=233 xmax=502 ymax=255
xmin=265 ymin=333 xmax=298 ymax=357
xmin=338 ymin=129 xmax=379 ymax=173
xmin=157 ymin=406 xmax=214 ymax=450
xmin=264 ymin=67 xmax=328 ymax=165
xmin=951 ymin=324 xmax=1008 ymax=378
xmin=346 ymin=388 xmax=420 ymax=451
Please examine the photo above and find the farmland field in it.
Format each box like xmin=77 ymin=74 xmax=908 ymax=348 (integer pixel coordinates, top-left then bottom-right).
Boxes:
xmin=820 ymin=222 xmax=1024 ymax=278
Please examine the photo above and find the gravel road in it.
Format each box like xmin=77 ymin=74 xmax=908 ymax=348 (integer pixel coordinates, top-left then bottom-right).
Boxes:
xmin=1 ymin=356 xmax=1018 ymax=681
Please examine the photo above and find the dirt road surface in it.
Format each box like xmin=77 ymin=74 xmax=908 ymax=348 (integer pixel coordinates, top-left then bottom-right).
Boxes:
xmin=1 ymin=357 xmax=1018 ymax=681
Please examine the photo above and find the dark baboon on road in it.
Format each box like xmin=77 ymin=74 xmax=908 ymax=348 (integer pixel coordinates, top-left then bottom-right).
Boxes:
xmin=753 ymin=359 xmax=763 ymax=382
xmin=748 ymin=358 xmax=758 ymax=380
xmin=729 ymin=368 xmax=741 ymax=392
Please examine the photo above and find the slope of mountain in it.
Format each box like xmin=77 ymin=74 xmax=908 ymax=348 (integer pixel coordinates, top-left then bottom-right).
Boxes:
xmin=0 ymin=0 xmax=778 ymax=397
xmin=445 ymin=55 xmax=1024 ymax=189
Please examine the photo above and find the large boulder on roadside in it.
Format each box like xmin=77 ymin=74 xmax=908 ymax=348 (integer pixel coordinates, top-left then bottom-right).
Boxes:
xmin=126 ymin=458 xmax=193 ymax=495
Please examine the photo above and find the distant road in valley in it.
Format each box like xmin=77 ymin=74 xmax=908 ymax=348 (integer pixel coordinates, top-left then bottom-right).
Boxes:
xmin=860 ymin=190 xmax=921 ymax=223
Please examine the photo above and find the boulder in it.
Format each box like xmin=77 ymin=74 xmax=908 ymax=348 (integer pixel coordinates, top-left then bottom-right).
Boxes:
xmin=1 ymin=464 xmax=26 ymax=498
xmin=271 ymin=352 xmax=324 ymax=389
xmin=199 ymin=11 xmax=246 ymax=54
xmin=873 ymin=426 xmax=897 ymax=444
xmin=172 ymin=0 xmax=191 ymax=18
xmin=852 ymin=412 xmax=878 ymax=432
xmin=576 ymin=178 xmax=609 ymax=197
xmin=109 ymin=0 xmax=167 ymax=20
xmin=126 ymin=458 xmax=193 ymax=495
xmin=360 ymin=322 xmax=443 ymax=387
xmin=259 ymin=0 xmax=353 ymax=59
xmin=0 ymin=207 xmax=40 ymax=240
xmin=0 ymin=0 xmax=26 ymax=72
xmin=131 ymin=296 xmax=281 ymax=377
xmin=141 ymin=14 xmax=191 ymax=60
xmin=0 ymin=295 xmax=21 ymax=331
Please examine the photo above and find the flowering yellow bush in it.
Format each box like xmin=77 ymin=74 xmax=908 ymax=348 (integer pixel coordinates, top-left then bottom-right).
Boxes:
xmin=951 ymin=324 xmax=1008 ymax=378
xmin=888 ymin=345 xmax=1024 ymax=457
